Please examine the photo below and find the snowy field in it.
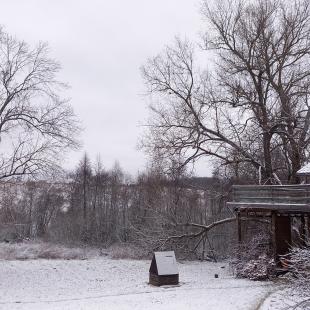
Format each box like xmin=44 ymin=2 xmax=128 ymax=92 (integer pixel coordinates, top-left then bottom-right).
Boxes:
xmin=0 ymin=256 xmax=275 ymax=310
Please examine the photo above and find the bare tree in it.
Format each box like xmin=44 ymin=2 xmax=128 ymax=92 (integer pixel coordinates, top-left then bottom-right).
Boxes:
xmin=203 ymin=0 xmax=310 ymax=184
xmin=0 ymin=28 xmax=80 ymax=179
xmin=142 ymin=0 xmax=310 ymax=184
xmin=70 ymin=153 xmax=92 ymax=240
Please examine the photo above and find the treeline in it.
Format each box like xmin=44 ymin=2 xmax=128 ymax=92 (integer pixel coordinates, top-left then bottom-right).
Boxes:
xmin=0 ymin=154 xmax=234 ymax=258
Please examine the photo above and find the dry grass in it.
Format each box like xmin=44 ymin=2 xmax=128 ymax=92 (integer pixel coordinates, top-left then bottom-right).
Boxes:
xmin=0 ymin=241 xmax=98 ymax=260
xmin=106 ymin=243 xmax=149 ymax=260
xmin=0 ymin=241 xmax=150 ymax=261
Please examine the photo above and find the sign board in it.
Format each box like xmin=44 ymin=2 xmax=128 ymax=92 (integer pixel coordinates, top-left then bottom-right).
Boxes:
xmin=154 ymin=251 xmax=178 ymax=275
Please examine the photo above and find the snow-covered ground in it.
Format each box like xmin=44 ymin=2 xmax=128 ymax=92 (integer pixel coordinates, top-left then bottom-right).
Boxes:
xmin=0 ymin=257 xmax=274 ymax=310
xmin=260 ymin=288 xmax=310 ymax=310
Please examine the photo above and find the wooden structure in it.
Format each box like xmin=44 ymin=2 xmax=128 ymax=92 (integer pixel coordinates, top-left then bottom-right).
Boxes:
xmin=149 ymin=251 xmax=179 ymax=286
xmin=227 ymin=184 xmax=310 ymax=262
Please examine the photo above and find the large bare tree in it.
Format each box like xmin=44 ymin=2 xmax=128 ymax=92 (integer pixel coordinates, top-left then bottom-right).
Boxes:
xmin=142 ymin=0 xmax=310 ymax=184
xmin=0 ymin=28 xmax=80 ymax=179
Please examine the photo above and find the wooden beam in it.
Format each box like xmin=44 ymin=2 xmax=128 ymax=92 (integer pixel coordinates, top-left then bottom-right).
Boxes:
xmin=237 ymin=212 xmax=242 ymax=243
xmin=271 ymin=212 xmax=277 ymax=262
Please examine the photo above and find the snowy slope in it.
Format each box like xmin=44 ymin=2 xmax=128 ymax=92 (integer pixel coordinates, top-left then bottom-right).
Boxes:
xmin=0 ymin=258 xmax=273 ymax=310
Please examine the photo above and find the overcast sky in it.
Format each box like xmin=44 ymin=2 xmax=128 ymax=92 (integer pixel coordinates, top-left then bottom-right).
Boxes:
xmin=0 ymin=0 xmax=212 ymax=177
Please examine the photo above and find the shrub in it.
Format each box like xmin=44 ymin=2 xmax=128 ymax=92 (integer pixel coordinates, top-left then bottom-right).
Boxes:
xmin=286 ymin=243 xmax=310 ymax=296
xmin=108 ymin=243 xmax=149 ymax=260
xmin=230 ymin=233 xmax=276 ymax=280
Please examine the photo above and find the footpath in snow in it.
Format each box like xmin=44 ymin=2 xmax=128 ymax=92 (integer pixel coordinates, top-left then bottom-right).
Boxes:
xmin=0 ymin=257 xmax=274 ymax=310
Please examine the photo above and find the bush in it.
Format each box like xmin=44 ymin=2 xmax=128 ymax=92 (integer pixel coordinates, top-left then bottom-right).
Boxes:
xmin=286 ymin=243 xmax=310 ymax=296
xmin=231 ymin=233 xmax=276 ymax=281
xmin=107 ymin=243 xmax=149 ymax=260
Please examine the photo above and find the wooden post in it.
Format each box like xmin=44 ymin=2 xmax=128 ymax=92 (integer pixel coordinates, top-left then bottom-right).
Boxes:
xmin=271 ymin=213 xmax=291 ymax=264
xmin=237 ymin=211 xmax=242 ymax=243
xmin=271 ymin=212 xmax=277 ymax=263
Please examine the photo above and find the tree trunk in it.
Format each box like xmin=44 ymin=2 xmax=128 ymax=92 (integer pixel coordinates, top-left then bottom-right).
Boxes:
xmin=262 ymin=133 xmax=273 ymax=184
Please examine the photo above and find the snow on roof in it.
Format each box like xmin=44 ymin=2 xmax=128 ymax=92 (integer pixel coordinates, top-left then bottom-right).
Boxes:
xmin=154 ymin=251 xmax=178 ymax=275
xmin=297 ymin=163 xmax=310 ymax=175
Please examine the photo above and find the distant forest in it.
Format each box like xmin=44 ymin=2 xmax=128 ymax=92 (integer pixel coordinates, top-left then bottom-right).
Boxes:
xmin=0 ymin=153 xmax=235 ymax=259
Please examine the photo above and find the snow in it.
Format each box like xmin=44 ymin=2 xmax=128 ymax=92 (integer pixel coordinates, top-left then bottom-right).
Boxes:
xmin=260 ymin=287 xmax=310 ymax=310
xmin=0 ymin=257 xmax=274 ymax=310
xmin=154 ymin=251 xmax=178 ymax=275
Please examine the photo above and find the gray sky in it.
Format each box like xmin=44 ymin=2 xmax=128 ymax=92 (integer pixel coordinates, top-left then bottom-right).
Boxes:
xmin=0 ymin=0 xmax=212 ymax=176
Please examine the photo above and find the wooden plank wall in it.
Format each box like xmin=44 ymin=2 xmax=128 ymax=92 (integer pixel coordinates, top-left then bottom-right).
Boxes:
xmin=232 ymin=184 xmax=310 ymax=205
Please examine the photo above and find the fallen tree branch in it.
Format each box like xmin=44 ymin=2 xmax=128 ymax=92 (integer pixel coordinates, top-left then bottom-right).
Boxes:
xmin=177 ymin=217 xmax=237 ymax=231
xmin=155 ymin=216 xmax=236 ymax=251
